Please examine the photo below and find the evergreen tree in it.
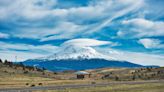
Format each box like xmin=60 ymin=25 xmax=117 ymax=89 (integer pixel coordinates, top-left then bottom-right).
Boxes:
xmin=4 ymin=59 xmax=8 ymax=64
xmin=0 ymin=59 xmax=2 ymax=63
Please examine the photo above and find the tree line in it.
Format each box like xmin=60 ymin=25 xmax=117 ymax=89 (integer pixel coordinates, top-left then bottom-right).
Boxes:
xmin=0 ymin=58 xmax=45 ymax=72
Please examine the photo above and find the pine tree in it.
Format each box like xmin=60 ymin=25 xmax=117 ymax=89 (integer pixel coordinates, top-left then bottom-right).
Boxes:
xmin=4 ymin=59 xmax=8 ymax=65
xmin=0 ymin=59 xmax=2 ymax=63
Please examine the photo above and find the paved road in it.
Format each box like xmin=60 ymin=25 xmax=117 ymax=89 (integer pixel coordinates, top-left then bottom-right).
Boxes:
xmin=0 ymin=80 xmax=164 ymax=92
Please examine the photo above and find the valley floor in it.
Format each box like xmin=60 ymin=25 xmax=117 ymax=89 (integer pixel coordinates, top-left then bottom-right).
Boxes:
xmin=0 ymin=80 xmax=164 ymax=92
xmin=36 ymin=82 xmax=164 ymax=92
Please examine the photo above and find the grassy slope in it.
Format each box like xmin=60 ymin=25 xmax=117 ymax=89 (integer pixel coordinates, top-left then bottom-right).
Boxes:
xmin=0 ymin=62 xmax=164 ymax=89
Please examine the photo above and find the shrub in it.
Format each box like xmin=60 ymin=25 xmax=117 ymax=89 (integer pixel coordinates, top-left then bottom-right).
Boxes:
xmin=38 ymin=83 xmax=43 ymax=86
xmin=132 ymin=75 xmax=136 ymax=80
xmin=4 ymin=70 xmax=8 ymax=73
xmin=104 ymin=74 xmax=110 ymax=78
xmin=30 ymin=84 xmax=35 ymax=87
xmin=42 ymin=72 xmax=45 ymax=75
xmin=91 ymin=81 xmax=96 ymax=84
xmin=54 ymin=72 xmax=58 ymax=74
xmin=24 ymin=71 xmax=29 ymax=74
xmin=26 ymin=83 xmax=29 ymax=85
xmin=115 ymin=76 xmax=119 ymax=81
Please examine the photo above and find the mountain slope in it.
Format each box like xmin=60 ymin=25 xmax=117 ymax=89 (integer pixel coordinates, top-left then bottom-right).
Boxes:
xmin=23 ymin=59 xmax=143 ymax=71
xmin=23 ymin=45 xmax=143 ymax=71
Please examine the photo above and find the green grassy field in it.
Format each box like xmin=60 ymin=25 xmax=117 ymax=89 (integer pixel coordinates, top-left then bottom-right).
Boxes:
xmin=34 ymin=83 xmax=164 ymax=92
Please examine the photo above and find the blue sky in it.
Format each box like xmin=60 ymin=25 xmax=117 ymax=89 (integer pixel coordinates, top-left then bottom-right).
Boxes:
xmin=0 ymin=0 xmax=164 ymax=66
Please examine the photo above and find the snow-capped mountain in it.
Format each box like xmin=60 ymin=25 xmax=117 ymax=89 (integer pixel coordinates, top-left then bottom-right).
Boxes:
xmin=38 ymin=45 xmax=115 ymax=61
xmin=23 ymin=45 xmax=143 ymax=71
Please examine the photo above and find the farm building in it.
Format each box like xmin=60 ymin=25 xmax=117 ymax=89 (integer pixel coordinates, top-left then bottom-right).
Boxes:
xmin=75 ymin=71 xmax=91 ymax=79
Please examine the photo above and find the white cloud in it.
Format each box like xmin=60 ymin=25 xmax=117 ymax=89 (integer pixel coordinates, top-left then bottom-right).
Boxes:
xmin=122 ymin=18 xmax=154 ymax=28
xmin=97 ymin=48 xmax=164 ymax=66
xmin=0 ymin=0 xmax=58 ymax=20
xmin=118 ymin=18 xmax=164 ymax=38
xmin=0 ymin=32 xmax=9 ymax=39
xmin=40 ymin=22 xmax=87 ymax=41
xmin=0 ymin=41 xmax=59 ymax=61
xmin=0 ymin=50 xmax=45 ymax=62
xmin=0 ymin=0 xmax=145 ymax=41
xmin=138 ymin=38 xmax=164 ymax=49
xmin=0 ymin=41 xmax=58 ymax=54
xmin=61 ymin=38 xmax=111 ymax=47
xmin=143 ymin=0 xmax=164 ymax=20
xmin=117 ymin=51 xmax=164 ymax=66
xmin=88 ymin=0 xmax=144 ymax=34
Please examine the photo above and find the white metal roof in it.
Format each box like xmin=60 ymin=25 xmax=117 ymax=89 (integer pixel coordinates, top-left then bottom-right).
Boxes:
xmin=75 ymin=71 xmax=89 ymax=75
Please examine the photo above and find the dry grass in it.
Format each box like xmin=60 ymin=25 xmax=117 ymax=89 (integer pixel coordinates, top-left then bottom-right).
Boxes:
xmin=0 ymin=75 xmax=105 ymax=89
xmin=0 ymin=75 xmax=51 ymax=88
xmin=0 ymin=63 xmax=164 ymax=90
xmin=34 ymin=83 xmax=164 ymax=92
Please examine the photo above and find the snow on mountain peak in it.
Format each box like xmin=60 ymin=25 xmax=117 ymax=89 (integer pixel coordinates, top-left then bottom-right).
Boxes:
xmin=38 ymin=44 xmax=114 ymax=60
xmin=36 ymin=39 xmax=116 ymax=61
xmin=46 ymin=45 xmax=101 ymax=60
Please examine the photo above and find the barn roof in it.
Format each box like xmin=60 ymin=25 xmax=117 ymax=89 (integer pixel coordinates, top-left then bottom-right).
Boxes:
xmin=75 ymin=71 xmax=89 ymax=75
